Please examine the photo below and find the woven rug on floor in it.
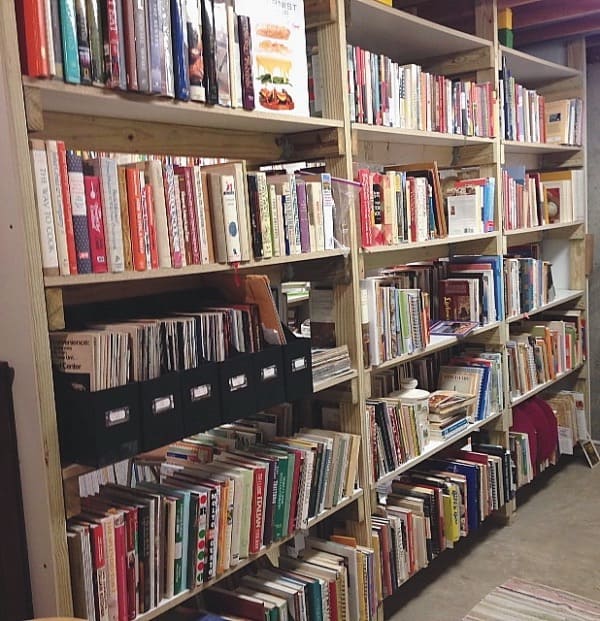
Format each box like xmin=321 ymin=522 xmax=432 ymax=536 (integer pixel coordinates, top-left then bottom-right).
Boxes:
xmin=463 ymin=577 xmax=600 ymax=620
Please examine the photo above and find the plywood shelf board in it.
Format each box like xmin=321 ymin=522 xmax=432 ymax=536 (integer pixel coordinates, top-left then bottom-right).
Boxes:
xmin=503 ymin=139 xmax=581 ymax=155
xmin=501 ymin=46 xmax=581 ymax=88
xmin=505 ymin=221 xmax=584 ymax=236
xmin=506 ymin=289 xmax=584 ymax=323
xmin=22 ymin=78 xmax=343 ymax=135
xmin=353 ymin=123 xmax=495 ymax=147
xmin=362 ymin=232 xmax=500 ymax=255
xmin=314 ymin=369 xmax=359 ymax=393
xmin=510 ymin=363 xmax=584 ymax=407
xmin=348 ymin=0 xmax=492 ymax=63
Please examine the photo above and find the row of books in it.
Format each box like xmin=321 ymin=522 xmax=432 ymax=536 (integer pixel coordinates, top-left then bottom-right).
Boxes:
xmin=502 ymin=166 xmax=585 ymax=230
xmin=50 ymin=300 xmax=267 ymax=390
xmin=367 ymin=352 xmax=503 ymax=483
xmin=355 ymin=162 xmax=496 ymax=248
xmin=194 ymin=532 xmax=378 ymax=621
xmin=30 ymin=140 xmax=338 ymax=276
xmin=504 ymin=256 xmax=555 ymax=318
xmin=507 ymin=312 xmax=585 ymax=400
xmin=499 ymin=57 xmax=583 ymax=146
xmin=67 ymin=425 xmax=361 ymax=621
xmin=373 ymin=443 xmax=514 ymax=597
xmin=18 ymin=0 xmax=311 ymax=115
xmin=311 ymin=345 xmax=353 ymax=386
xmin=347 ymin=46 xmax=498 ymax=138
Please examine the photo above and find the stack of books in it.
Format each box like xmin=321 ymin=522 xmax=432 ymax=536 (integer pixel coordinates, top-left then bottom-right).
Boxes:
xmin=311 ymin=345 xmax=352 ymax=385
xmin=427 ymin=390 xmax=476 ymax=441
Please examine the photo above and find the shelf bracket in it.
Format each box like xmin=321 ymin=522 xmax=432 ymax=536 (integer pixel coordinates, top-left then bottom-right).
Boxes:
xmin=278 ymin=127 xmax=345 ymax=163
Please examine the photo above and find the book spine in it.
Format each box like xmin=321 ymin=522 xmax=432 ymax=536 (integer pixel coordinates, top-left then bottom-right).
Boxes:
xmin=99 ymin=158 xmax=125 ymax=272
xmin=85 ymin=0 xmax=105 ymax=85
xmin=193 ymin=491 xmax=208 ymax=586
xmin=187 ymin=0 xmax=206 ymax=102
xmin=48 ymin=0 xmax=63 ymax=77
xmin=321 ymin=173 xmax=335 ymax=250
xmin=66 ymin=150 xmax=92 ymax=273
xmin=173 ymin=500 xmax=184 ymax=593
xmin=133 ymin=0 xmax=150 ymax=92
xmin=192 ymin=166 xmax=211 ymax=263
xmin=138 ymin=172 xmax=153 ymax=268
xmin=251 ymin=468 xmax=265 ymax=554
xmin=254 ymin=172 xmax=272 ymax=258
xmin=204 ymin=489 xmax=218 ymax=581
xmin=112 ymin=517 xmax=128 ymax=621
xmin=45 ymin=141 xmax=71 ymax=275
xmin=121 ymin=0 xmax=138 ymax=90
xmin=73 ymin=0 xmax=92 ymax=83
xmin=83 ymin=173 xmax=109 ymax=273
xmin=180 ymin=166 xmax=201 ymax=263
xmin=16 ymin=0 xmax=50 ymax=77
xmin=123 ymin=509 xmax=138 ymax=620
xmin=115 ymin=0 xmax=127 ymax=89
xmin=58 ymin=0 xmax=81 ymax=82
xmin=237 ymin=15 xmax=254 ymax=111
xmin=246 ymin=173 xmax=263 ymax=258
xmin=90 ymin=525 xmax=109 ymax=621
xmin=146 ymin=160 xmax=172 ymax=268
xmin=290 ymin=176 xmax=301 ymax=254
xmin=268 ymin=183 xmax=281 ymax=257
xmin=171 ymin=0 xmax=191 ymax=100
xmin=144 ymin=182 xmax=159 ymax=269
xmin=125 ymin=167 xmax=147 ymax=271
xmin=55 ymin=142 xmax=78 ymax=273
xmin=30 ymin=141 xmax=59 ymax=276
xmin=296 ymin=181 xmax=311 ymax=253
xmin=116 ymin=166 xmax=134 ymax=270
xmin=200 ymin=0 xmax=218 ymax=104
xmin=159 ymin=0 xmax=175 ymax=96
xmin=221 ymin=174 xmax=241 ymax=262
xmin=162 ymin=164 xmax=184 ymax=268
xmin=226 ymin=0 xmax=240 ymax=108
xmin=212 ymin=0 xmax=231 ymax=107
xmin=102 ymin=0 xmax=121 ymax=88
xmin=146 ymin=0 xmax=163 ymax=93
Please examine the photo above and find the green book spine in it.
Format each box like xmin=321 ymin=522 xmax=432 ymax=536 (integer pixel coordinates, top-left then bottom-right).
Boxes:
xmin=173 ymin=497 xmax=184 ymax=593
xmin=273 ymin=456 xmax=288 ymax=540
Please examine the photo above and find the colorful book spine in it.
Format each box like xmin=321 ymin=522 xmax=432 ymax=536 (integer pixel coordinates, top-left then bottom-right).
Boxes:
xmin=66 ymin=150 xmax=92 ymax=273
xmin=58 ymin=0 xmax=81 ymax=82
xmin=125 ymin=167 xmax=147 ymax=271
xmin=73 ymin=0 xmax=92 ymax=84
xmin=103 ymin=0 xmax=122 ymax=89
xmin=163 ymin=164 xmax=184 ymax=268
xmin=16 ymin=0 xmax=50 ymax=77
xmin=83 ymin=173 xmax=109 ymax=273
xmin=121 ymin=0 xmax=138 ymax=90
xmin=146 ymin=0 xmax=163 ymax=93
xmin=171 ymin=0 xmax=191 ymax=100
xmin=85 ymin=0 xmax=105 ymax=85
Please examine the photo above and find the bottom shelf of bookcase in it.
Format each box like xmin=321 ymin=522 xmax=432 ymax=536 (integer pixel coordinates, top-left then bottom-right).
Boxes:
xmin=374 ymin=410 xmax=505 ymax=489
xmin=133 ymin=488 xmax=364 ymax=621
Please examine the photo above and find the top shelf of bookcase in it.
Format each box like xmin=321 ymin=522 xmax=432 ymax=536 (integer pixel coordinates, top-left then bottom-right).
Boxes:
xmin=347 ymin=0 xmax=492 ymax=65
xmin=22 ymin=78 xmax=343 ymax=135
xmin=500 ymin=46 xmax=581 ymax=88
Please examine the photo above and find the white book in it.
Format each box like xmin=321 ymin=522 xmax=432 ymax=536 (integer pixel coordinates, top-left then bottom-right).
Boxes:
xmin=306 ymin=180 xmax=324 ymax=251
xmin=145 ymin=160 xmax=171 ymax=268
xmin=226 ymin=0 xmax=243 ymax=108
xmin=45 ymin=140 xmax=71 ymax=275
xmin=30 ymin=140 xmax=59 ymax=275
xmin=221 ymin=174 xmax=242 ymax=261
xmin=268 ymin=183 xmax=281 ymax=257
xmin=96 ymin=157 xmax=125 ymax=272
xmin=192 ymin=166 xmax=211 ymax=263
xmin=446 ymin=192 xmax=481 ymax=236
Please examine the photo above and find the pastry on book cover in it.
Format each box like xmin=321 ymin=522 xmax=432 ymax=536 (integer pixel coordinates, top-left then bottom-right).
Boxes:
xmin=235 ymin=0 xmax=309 ymax=116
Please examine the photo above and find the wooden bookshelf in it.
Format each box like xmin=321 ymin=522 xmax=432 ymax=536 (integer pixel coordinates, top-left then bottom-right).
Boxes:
xmin=0 ymin=0 xmax=590 ymax=617
xmin=510 ymin=363 xmax=584 ymax=407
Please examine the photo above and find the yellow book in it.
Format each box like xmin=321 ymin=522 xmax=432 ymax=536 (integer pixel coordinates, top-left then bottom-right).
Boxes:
xmin=498 ymin=8 xmax=513 ymax=30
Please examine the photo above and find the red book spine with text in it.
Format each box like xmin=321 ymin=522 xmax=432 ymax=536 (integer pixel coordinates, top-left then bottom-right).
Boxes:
xmin=56 ymin=141 xmax=78 ymax=273
xmin=125 ymin=167 xmax=147 ymax=270
xmin=15 ymin=0 xmax=49 ymax=76
xmin=104 ymin=0 xmax=122 ymax=88
xmin=285 ymin=450 xmax=302 ymax=534
xmin=174 ymin=166 xmax=201 ymax=264
xmin=357 ymin=168 xmax=372 ymax=247
xmin=89 ymin=523 xmax=109 ymax=621
xmin=144 ymin=183 xmax=159 ymax=269
xmin=83 ymin=175 xmax=109 ymax=273
xmin=112 ymin=514 xmax=128 ymax=621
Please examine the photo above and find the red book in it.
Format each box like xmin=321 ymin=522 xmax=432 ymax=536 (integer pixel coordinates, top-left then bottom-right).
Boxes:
xmin=174 ymin=166 xmax=201 ymax=265
xmin=357 ymin=169 xmax=372 ymax=247
xmin=439 ymin=279 xmax=473 ymax=322
xmin=83 ymin=174 xmax=109 ymax=273
xmin=125 ymin=167 xmax=147 ymax=271
xmin=15 ymin=0 xmax=49 ymax=76
xmin=89 ymin=522 xmax=109 ymax=621
xmin=56 ymin=141 xmax=78 ymax=273
xmin=104 ymin=0 xmax=122 ymax=88
xmin=112 ymin=513 xmax=128 ymax=621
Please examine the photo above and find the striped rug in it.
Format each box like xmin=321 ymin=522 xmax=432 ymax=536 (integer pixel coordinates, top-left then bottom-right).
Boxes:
xmin=464 ymin=577 xmax=600 ymax=620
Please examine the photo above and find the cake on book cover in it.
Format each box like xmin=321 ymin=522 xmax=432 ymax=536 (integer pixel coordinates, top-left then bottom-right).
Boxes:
xmin=235 ymin=0 xmax=309 ymax=116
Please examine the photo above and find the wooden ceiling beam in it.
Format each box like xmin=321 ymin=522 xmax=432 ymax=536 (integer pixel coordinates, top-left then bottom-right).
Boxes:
xmin=513 ymin=1 xmax=600 ymax=29
xmin=515 ymin=14 xmax=600 ymax=45
xmin=497 ymin=0 xmax=542 ymax=9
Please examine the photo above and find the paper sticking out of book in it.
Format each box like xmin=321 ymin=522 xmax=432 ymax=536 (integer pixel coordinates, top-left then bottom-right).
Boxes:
xmin=429 ymin=320 xmax=479 ymax=338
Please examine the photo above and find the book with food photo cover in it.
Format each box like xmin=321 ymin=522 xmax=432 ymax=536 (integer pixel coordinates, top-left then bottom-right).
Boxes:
xmin=429 ymin=320 xmax=479 ymax=337
xmin=235 ymin=0 xmax=309 ymax=116
xmin=428 ymin=390 xmax=477 ymax=415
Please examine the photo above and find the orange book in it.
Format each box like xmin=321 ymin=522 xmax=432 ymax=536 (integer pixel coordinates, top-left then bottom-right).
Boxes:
xmin=15 ymin=0 xmax=49 ymax=76
xmin=124 ymin=167 xmax=147 ymax=271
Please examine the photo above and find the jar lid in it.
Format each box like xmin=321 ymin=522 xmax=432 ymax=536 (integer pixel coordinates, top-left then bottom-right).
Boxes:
xmin=397 ymin=377 xmax=430 ymax=400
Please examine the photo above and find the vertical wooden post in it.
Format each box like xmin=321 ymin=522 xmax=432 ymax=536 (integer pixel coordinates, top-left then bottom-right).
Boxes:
xmin=0 ymin=2 xmax=72 ymax=616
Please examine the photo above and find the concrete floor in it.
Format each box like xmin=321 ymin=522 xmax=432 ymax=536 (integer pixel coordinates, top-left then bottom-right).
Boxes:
xmin=384 ymin=456 xmax=600 ymax=620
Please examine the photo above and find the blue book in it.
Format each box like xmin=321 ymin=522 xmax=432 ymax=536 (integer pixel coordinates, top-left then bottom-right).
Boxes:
xmin=59 ymin=0 xmax=81 ymax=83
xmin=170 ymin=0 xmax=191 ymax=100
xmin=483 ymin=176 xmax=496 ymax=232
